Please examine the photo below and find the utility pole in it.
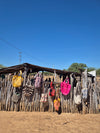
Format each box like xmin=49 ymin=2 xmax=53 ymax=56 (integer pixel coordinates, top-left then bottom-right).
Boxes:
xmin=19 ymin=52 xmax=22 ymax=64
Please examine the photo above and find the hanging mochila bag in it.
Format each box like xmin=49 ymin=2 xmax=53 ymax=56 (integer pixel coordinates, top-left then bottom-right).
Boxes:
xmin=54 ymin=98 xmax=61 ymax=111
xmin=82 ymin=88 xmax=88 ymax=102
xmin=61 ymin=79 xmax=71 ymax=95
xmin=12 ymin=92 xmax=21 ymax=103
xmin=35 ymin=73 xmax=42 ymax=89
xmin=40 ymin=93 xmax=45 ymax=102
xmin=49 ymin=82 xmax=55 ymax=97
xmin=12 ymin=70 xmax=23 ymax=88
xmin=74 ymin=95 xmax=81 ymax=105
xmin=40 ymin=93 xmax=48 ymax=102
xmin=12 ymin=88 xmax=21 ymax=103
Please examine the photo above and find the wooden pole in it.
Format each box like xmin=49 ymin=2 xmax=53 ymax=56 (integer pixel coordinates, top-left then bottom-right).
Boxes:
xmin=82 ymin=69 xmax=87 ymax=114
xmin=69 ymin=74 xmax=74 ymax=113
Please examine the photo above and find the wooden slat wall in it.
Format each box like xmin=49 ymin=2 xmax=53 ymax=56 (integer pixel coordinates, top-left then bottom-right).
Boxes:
xmin=0 ymin=72 xmax=100 ymax=114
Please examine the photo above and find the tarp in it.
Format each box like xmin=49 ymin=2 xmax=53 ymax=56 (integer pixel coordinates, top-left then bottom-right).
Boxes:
xmin=88 ymin=70 xmax=96 ymax=77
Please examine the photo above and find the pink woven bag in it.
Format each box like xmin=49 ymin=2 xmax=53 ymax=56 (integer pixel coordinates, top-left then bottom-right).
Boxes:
xmin=61 ymin=79 xmax=71 ymax=95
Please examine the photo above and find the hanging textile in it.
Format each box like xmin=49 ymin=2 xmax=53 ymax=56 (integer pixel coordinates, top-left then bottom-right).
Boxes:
xmin=12 ymin=71 xmax=23 ymax=88
xmin=60 ymin=79 xmax=71 ymax=95
xmin=54 ymin=98 xmax=61 ymax=111
xmin=49 ymin=82 xmax=55 ymax=97
xmin=12 ymin=88 xmax=21 ymax=103
xmin=82 ymin=88 xmax=88 ymax=102
xmin=34 ymin=72 xmax=43 ymax=89
xmin=40 ymin=93 xmax=48 ymax=102
xmin=22 ymin=78 xmax=34 ymax=98
xmin=74 ymin=82 xmax=82 ymax=105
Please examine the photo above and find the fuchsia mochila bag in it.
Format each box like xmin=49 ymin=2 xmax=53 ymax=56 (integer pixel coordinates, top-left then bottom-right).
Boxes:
xmin=61 ymin=79 xmax=71 ymax=95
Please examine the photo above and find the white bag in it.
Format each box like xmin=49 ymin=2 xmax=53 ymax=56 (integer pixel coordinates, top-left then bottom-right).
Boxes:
xmin=40 ymin=93 xmax=48 ymax=102
xmin=74 ymin=95 xmax=81 ymax=105
xmin=82 ymin=88 xmax=88 ymax=101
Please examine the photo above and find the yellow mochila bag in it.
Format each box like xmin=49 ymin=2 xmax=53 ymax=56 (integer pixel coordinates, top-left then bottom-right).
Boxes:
xmin=12 ymin=70 xmax=23 ymax=88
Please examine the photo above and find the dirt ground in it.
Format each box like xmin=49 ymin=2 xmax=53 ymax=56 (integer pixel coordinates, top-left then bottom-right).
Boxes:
xmin=0 ymin=111 xmax=100 ymax=133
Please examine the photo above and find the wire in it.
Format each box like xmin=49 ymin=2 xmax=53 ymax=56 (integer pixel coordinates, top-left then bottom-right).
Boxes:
xmin=0 ymin=38 xmax=21 ymax=51
xmin=0 ymin=38 xmax=69 ymax=69
xmin=0 ymin=38 xmax=45 ymax=64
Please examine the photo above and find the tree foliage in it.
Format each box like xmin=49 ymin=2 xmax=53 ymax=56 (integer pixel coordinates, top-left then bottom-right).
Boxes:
xmin=67 ymin=63 xmax=100 ymax=76
xmin=43 ymin=71 xmax=53 ymax=76
xmin=68 ymin=63 xmax=87 ymax=73
xmin=0 ymin=64 xmax=5 ymax=69
xmin=96 ymin=69 xmax=100 ymax=76
xmin=87 ymin=67 xmax=95 ymax=72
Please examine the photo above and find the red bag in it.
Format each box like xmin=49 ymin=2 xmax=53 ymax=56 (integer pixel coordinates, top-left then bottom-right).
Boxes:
xmin=49 ymin=88 xmax=55 ymax=97
xmin=49 ymin=82 xmax=55 ymax=97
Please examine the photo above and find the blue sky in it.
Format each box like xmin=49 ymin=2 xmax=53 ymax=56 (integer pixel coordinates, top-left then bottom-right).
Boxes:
xmin=0 ymin=0 xmax=100 ymax=70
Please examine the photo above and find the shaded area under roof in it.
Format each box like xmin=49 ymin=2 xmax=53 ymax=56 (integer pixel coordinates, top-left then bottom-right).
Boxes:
xmin=0 ymin=63 xmax=81 ymax=76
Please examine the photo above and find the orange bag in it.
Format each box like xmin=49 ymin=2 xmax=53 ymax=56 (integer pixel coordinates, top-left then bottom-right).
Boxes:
xmin=54 ymin=98 xmax=60 ymax=111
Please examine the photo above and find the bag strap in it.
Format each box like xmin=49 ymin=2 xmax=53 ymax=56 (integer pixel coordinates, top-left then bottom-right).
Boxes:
xmin=64 ymin=78 xmax=69 ymax=84
xmin=17 ymin=70 xmax=22 ymax=76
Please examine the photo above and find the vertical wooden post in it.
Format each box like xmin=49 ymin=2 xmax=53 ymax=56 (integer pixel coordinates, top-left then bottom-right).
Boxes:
xmin=54 ymin=70 xmax=56 ymax=82
xmin=89 ymin=77 xmax=94 ymax=114
xmin=40 ymin=71 xmax=44 ymax=112
xmin=98 ymin=90 xmax=100 ymax=112
xmin=23 ymin=66 xmax=28 ymax=86
xmin=95 ymin=77 xmax=98 ymax=113
xmin=89 ymin=83 xmax=92 ymax=114
xmin=82 ymin=69 xmax=87 ymax=114
xmin=23 ymin=66 xmax=28 ymax=112
xmin=69 ymin=74 xmax=74 ymax=113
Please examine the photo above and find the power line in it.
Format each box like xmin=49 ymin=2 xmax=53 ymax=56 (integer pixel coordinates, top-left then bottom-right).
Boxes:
xmin=19 ymin=52 xmax=22 ymax=64
xmin=0 ymin=38 xmax=44 ymax=63
xmin=0 ymin=38 xmax=21 ymax=51
xmin=0 ymin=38 xmax=67 ymax=69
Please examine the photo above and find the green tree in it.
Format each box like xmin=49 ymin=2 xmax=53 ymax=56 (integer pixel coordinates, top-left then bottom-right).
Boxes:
xmin=87 ymin=67 xmax=95 ymax=72
xmin=68 ymin=63 xmax=87 ymax=73
xmin=96 ymin=69 xmax=100 ymax=76
xmin=43 ymin=71 xmax=53 ymax=76
xmin=0 ymin=64 xmax=5 ymax=69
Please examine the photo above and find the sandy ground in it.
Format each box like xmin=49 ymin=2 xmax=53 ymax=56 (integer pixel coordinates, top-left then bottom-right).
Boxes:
xmin=0 ymin=111 xmax=100 ymax=133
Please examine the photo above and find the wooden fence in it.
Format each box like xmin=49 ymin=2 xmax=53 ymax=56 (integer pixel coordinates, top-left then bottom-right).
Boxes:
xmin=0 ymin=71 xmax=100 ymax=114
